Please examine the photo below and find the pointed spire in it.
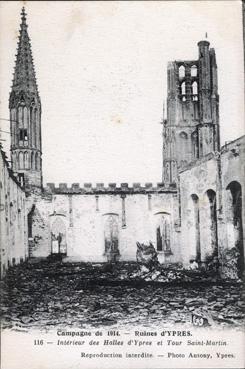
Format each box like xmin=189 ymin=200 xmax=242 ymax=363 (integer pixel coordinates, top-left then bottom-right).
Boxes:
xmin=21 ymin=7 xmax=27 ymax=28
xmin=11 ymin=7 xmax=39 ymax=97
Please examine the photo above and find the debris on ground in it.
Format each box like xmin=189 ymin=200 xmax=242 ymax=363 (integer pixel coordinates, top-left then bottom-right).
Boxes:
xmin=1 ymin=259 xmax=244 ymax=331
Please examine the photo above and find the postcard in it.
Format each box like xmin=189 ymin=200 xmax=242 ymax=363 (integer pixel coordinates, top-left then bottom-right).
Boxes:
xmin=0 ymin=1 xmax=244 ymax=368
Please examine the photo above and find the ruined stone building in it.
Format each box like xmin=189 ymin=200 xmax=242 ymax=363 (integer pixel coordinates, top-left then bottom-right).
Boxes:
xmin=0 ymin=147 xmax=28 ymax=275
xmin=0 ymin=8 xmax=244 ymax=278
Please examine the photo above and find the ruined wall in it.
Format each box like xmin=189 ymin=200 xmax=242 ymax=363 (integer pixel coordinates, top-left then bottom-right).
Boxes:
xmin=179 ymin=136 xmax=245 ymax=277
xmin=221 ymin=136 xmax=245 ymax=198
xmin=31 ymin=183 xmax=181 ymax=264
xmin=0 ymin=149 xmax=28 ymax=276
xmin=179 ymin=153 xmax=218 ymax=266
xmin=219 ymin=136 xmax=245 ymax=278
xmin=26 ymin=194 xmax=52 ymax=258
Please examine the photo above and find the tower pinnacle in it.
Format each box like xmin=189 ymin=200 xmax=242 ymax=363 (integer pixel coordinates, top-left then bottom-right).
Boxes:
xmin=11 ymin=7 xmax=39 ymax=96
xmin=21 ymin=7 xmax=27 ymax=24
xmin=9 ymin=8 xmax=42 ymax=192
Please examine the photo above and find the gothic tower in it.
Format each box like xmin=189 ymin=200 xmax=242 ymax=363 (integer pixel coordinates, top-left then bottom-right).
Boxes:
xmin=162 ymin=40 xmax=220 ymax=184
xmin=9 ymin=8 xmax=42 ymax=191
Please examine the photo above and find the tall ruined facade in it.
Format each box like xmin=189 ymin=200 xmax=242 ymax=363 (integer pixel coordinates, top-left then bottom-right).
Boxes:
xmin=9 ymin=8 xmax=42 ymax=192
xmin=163 ymin=40 xmax=220 ymax=184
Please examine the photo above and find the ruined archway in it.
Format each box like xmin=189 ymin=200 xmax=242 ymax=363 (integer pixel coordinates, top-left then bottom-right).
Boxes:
xmin=226 ymin=181 xmax=244 ymax=276
xmin=51 ymin=217 xmax=67 ymax=255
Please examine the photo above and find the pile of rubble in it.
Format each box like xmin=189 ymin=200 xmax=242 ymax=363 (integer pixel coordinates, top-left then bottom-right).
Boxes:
xmin=123 ymin=242 xmax=221 ymax=284
xmin=1 ymin=258 xmax=244 ymax=331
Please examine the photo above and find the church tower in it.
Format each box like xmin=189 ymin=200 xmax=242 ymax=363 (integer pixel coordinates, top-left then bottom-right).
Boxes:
xmin=162 ymin=39 xmax=220 ymax=184
xmin=9 ymin=8 xmax=42 ymax=191
xmin=197 ymin=41 xmax=220 ymax=157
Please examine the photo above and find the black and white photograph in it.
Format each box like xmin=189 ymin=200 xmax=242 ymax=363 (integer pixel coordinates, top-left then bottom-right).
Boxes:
xmin=0 ymin=1 xmax=244 ymax=368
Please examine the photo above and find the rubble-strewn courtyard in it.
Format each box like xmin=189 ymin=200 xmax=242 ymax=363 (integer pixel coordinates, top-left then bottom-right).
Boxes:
xmin=1 ymin=259 xmax=244 ymax=331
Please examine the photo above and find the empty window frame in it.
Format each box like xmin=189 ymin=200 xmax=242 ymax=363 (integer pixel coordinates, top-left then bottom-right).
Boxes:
xmin=179 ymin=65 xmax=185 ymax=78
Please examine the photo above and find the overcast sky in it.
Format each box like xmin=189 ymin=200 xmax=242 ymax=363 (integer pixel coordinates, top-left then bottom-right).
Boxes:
xmin=0 ymin=1 xmax=244 ymax=185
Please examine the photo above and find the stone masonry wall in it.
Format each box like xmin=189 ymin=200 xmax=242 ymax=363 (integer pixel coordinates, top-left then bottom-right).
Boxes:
xmin=219 ymin=136 xmax=245 ymax=278
xmin=179 ymin=136 xmax=245 ymax=277
xmin=0 ymin=149 xmax=28 ymax=276
xmin=31 ymin=184 xmax=181 ymax=264
xmin=179 ymin=154 xmax=218 ymax=266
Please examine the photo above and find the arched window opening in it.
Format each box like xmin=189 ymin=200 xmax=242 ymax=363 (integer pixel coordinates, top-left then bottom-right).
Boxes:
xmin=179 ymin=65 xmax=185 ymax=78
xmin=191 ymin=65 xmax=197 ymax=77
xmin=192 ymin=81 xmax=198 ymax=94
xmin=103 ymin=214 xmax=120 ymax=262
xmin=18 ymin=106 xmax=28 ymax=143
xmin=24 ymin=151 xmax=29 ymax=170
xmin=155 ymin=213 xmax=171 ymax=254
xmin=191 ymin=131 xmax=198 ymax=159
xmin=19 ymin=152 xmax=24 ymax=169
xmin=193 ymin=101 xmax=199 ymax=119
xmin=19 ymin=128 xmax=28 ymax=142
xmin=226 ymin=181 xmax=244 ymax=276
xmin=28 ymin=205 xmax=35 ymax=238
xmin=18 ymin=106 xmax=23 ymax=128
xmin=181 ymin=81 xmax=186 ymax=95
xmin=181 ymin=81 xmax=186 ymax=101
xmin=206 ymin=189 xmax=218 ymax=257
xmin=192 ymin=81 xmax=198 ymax=101
xmin=22 ymin=107 xmax=28 ymax=143
xmin=179 ymin=132 xmax=188 ymax=165
xmin=191 ymin=194 xmax=201 ymax=263
xmin=20 ymin=94 xmax=25 ymax=104
xmin=23 ymin=107 xmax=28 ymax=128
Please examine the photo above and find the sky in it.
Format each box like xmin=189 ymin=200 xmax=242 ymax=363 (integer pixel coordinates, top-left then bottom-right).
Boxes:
xmin=0 ymin=1 xmax=244 ymax=186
